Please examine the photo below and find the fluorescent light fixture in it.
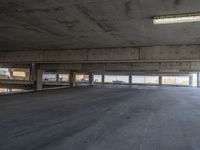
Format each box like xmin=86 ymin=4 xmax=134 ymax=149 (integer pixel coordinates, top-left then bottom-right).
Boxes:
xmin=153 ymin=13 xmax=200 ymax=24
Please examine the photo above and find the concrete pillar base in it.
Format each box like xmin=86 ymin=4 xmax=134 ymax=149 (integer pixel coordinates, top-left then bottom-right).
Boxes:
xmin=129 ymin=75 xmax=132 ymax=85
xmin=159 ymin=75 xmax=162 ymax=86
xmin=189 ymin=73 xmax=193 ymax=87
xmin=197 ymin=73 xmax=200 ymax=88
xmin=56 ymin=74 xmax=59 ymax=83
xmin=102 ymin=74 xmax=105 ymax=84
xmin=9 ymin=68 xmax=13 ymax=80
xmin=89 ymin=73 xmax=94 ymax=85
xmin=69 ymin=71 xmax=76 ymax=87
xmin=36 ymin=69 xmax=43 ymax=91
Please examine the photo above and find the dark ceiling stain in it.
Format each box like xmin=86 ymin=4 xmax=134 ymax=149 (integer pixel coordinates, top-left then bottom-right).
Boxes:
xmin=98 ymin=18 xmax=119 ymax=32
xmin=56 ymin=20 xmax=80 ymax=30
xmin=23 ymin=6 xmax=64 ymax=13
xmin=80 ymin=35 xmax=89 ymax=39
xmin=24 ymin=8 xmax=50 ymax=13
xmin=6 ymin=1 xmax=25 ymax=8
xmin=124 ymin=1 xmax=132 ymax=18
xmin=53 ymin=7 xmax=63 ymax=12
xmin=0 ymin=1 xmax=24 ymax=13
xmin=110 ymin=32 xmax=122 ymax=38
xmin=129 ymin=41 xmax=136 ymax=45
xmin=0 ymin=26 xmax=13 ymax=30
xmin=174 ymin=0 xmax=181 ymax=5
xmin=0 ymin=2 xmax=65 ymax=36
xmin=0 ymin=5 xmax=63 ymax=37
xmin=74 ymin=4 xmax=118 ymax=33
xmin=0 ymin=1 xmax=64 ymax=13
xmin=22 ymin=24 xmax=41 ymax=33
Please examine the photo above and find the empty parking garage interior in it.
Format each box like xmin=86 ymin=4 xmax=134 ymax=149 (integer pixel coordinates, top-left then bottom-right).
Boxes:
xmin=1 ymin=1 xmax=200 ymax=150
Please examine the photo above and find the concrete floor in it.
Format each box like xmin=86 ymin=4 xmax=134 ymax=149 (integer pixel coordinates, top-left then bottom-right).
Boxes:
xmin=1 ymin=86 xmax=200 ymax=150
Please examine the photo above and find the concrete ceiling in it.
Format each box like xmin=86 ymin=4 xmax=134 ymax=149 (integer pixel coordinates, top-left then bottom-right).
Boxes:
xmin=0 ymin=0 xmax=200 ymax=51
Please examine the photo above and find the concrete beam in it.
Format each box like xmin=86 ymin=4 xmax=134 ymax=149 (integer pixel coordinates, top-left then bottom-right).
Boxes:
xmin=39 ymin=61 xmax=200 ymax=73
xmin=0 ymin=64 xmax=30 ymax=68
xmin=1 ymin=45 xmax=200 ymax=63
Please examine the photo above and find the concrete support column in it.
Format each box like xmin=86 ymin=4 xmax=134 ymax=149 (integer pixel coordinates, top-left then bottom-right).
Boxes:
xmin=9 ymin=68 xmax=13 ymax=80
xmin=24 ymin=70 xmax=30 ymax=81
xmin=31 ymin=64 xmax=43 ymax=91
xmin=197 ymin=73 xmax=200 ymax=88
xmin=189 ymin=73 xmax=193 ymax=87
xmin=129 ymin=75 xmax=132 ymax=84
xmin=56 ymin=74 xmax=59 ymax=82
xmin=8 ymin=88 xmax=12 ymax=93
xmin=69 ymin=71 xmax=76 ymax=87
xmin=102 ymin=74 xmax=105 ymax=84
xmin=159 ymin=75 xmax=162 ymax=86
xmin=30 ymin=63 xmax=36 ymax=82
xmin=36 ymin=69 xmax=43 ymax=91
xmin=89 ymin=73 xmax=94 ymax=85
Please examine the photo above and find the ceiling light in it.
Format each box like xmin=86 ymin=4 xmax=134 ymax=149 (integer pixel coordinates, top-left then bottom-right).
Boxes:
xmin=153 ymin=13 xmax=200 ymax=24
